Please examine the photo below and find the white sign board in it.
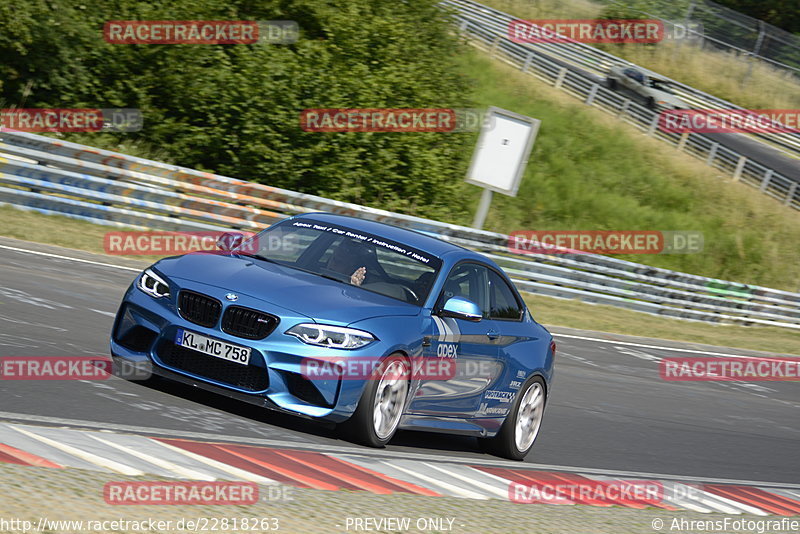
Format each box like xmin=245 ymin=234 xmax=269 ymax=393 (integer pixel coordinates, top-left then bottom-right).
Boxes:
xmin=465 ymin=107 xmax=540 ymax=197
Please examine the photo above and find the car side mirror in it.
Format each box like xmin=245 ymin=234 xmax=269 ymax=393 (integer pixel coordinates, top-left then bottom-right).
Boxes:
xmin=439 ymin=297 xmax=482 ymax=322
xmin=216 ymin=232 xmax=246 ymax=252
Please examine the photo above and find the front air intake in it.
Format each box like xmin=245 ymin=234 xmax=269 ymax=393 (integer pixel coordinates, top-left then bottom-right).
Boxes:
xmin=221 ymin=306 xmax=279 ymax=340
xmin=178 ymin=290 xmax=222 ymax=328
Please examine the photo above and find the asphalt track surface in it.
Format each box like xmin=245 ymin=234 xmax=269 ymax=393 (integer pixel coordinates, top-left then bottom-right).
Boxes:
xmin=0 ymin=239 xmax=798 ymax=485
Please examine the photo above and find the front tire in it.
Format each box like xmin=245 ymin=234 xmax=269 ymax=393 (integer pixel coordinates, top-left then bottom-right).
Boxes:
xmin=338 ymin=353 xmax=410 ymax=448
xmin=480 ymin=376 xmax=546 ymax=460
xmin=606 ymin=77 xmax=618 ymax=90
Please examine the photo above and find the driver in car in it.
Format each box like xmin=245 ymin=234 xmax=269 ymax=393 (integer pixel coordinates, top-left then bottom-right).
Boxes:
xmin=327 ymin=238 xmax=369 ymax=286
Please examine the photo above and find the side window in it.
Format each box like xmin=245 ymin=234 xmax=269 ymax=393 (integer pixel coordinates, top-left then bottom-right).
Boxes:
xmin=437 ymin=263 xmax=489 ymax=315
xmin=488 ymin=270 xmax=523 ymax=321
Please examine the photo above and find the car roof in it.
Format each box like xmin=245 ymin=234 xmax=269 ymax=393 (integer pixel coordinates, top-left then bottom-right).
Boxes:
xmin=616 ymin=65 xmax=671 ymax=79
xmin=291 ymin=212 xmax=480 ymax=259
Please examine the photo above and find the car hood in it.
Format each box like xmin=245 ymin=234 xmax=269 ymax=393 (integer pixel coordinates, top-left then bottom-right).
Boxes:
xmin=154 ymin=253 xmax=419 ymax=325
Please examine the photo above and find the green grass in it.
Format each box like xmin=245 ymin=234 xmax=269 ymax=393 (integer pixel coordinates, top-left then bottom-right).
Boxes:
xmin=482 ymin=0 xmax=800 ymax=112
xmin=458 ymin=49 xmax=800 ymax=291
xmin=0 ymin=206 xmax=166 ymax=263
xmin=1 ymin=205 xmax=797 ymax=355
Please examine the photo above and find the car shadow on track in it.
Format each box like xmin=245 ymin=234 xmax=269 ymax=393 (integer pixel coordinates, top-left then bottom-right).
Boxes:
xmin=133 ymin=377 xmax=487 ymax=458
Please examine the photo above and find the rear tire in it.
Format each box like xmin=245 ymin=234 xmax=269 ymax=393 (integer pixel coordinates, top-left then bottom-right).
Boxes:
xmin=338 ymin=353 xmax=410 ymax=448
xmin=606 ymin=77 xmax=618 ymax=90
xmin=479 ymin=376 xmax=546 ymax=460
xmin=646 ymin=97 xmax=657 ymax=109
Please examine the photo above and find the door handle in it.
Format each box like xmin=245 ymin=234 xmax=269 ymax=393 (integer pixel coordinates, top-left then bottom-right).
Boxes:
xmin=486 ymin=329 xmax=500 ymax=340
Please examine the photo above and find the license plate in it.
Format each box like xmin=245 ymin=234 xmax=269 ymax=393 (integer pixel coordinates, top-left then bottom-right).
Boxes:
xmin=175 ymin=329 xmax=251 ymax=365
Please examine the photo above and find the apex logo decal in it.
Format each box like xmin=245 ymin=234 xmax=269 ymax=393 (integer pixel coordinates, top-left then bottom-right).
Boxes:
xmin=516 ymin=370 xmax=526 ymax=379
xmin=436 ymin=343 xmax=458 ymax=359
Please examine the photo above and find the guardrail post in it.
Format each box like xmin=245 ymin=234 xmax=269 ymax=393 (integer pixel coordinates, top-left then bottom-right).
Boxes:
xmin=554 ymin=68 xmax=568 ymax=89
xmin=617 ymin=99 xmax=630 ymax=117
xmin=521 ymin=52 xmax=533 ymax=73
xmin=705 ymin=143 xmax=719 ymax=165
xmin=786 ymin=183 xmax=798 ymax=206
xmin=584 ymin=84 xmax=599 ymax=106
xmin=491 ymin=35 xmax=501 ymax=57
xmin=459 ymin=20 xmax=469 ymax=35
xmin=647 ymin=114 xmax=661 ymax=136
xmin=676 ymin=132 xmax=689 ymax=151
xmin=732 ymin=155 xmax=747 ymax=181
xmin=759 ymin=170 xmax=773 ymax=192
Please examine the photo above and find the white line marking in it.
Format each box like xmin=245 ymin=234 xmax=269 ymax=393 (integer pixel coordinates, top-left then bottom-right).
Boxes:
xmin=0 ymin=244 xmax=141 ymax=272
xmin=8 ymin=424 xmax=144 ymax=476
xmin=89 ymin=308 xmax=117 ymax=317
xmin=433 ymin=316 xmax=454 ymax=342
xmin=386 ymin=461 xmax=488 ymax=499
xmin=1 ymin=412 xmax=798 ymax=490
xmin=87 ymin=434 xmax=216 ymax=481
xmin=423 ymin=463 xmax=509 ymax=499
xmin=652 ymin=482 xmax=714 ymax=514
xmin=151 ymin=440 xmax=277 ymax=485
xmin=443 ymin=317 xmax=461 ymax=343
xmin=770 ymin=488 xmax=800 ymax=502
xmin=685 ymin=485 xmax=769 ymax=515
xmin=553 ymin=333 xmax=795 ymax=359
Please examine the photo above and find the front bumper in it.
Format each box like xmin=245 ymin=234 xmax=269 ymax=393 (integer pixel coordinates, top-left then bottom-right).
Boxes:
xmin=110 ymin=279 xmax=386 ymax=423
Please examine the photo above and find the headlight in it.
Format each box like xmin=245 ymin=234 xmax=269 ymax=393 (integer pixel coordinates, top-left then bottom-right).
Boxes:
xmin=286 ymin=323 xmax=376 ymax=350
xmin=138 ymin=268 xmax=170 ymax=298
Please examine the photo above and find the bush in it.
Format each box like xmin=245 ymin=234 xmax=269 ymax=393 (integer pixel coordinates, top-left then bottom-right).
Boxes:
xmin=0 ymin=0 xmax=474 ymax=220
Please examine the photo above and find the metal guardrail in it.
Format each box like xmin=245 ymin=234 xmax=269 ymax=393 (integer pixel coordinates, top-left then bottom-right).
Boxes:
xmin=443 ymin=0 xmax=800 ymax=164
xmin=1 ymin=131 xmax=798 ymax=330
xmin=605 ymin=0 xmax=800 ymax=77
xmin=442 ymin=0 xmax=800 ymax=211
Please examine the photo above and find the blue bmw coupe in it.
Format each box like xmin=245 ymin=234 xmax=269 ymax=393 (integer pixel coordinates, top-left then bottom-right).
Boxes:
xmin=111 ymin=213 xmax=555 ymax=459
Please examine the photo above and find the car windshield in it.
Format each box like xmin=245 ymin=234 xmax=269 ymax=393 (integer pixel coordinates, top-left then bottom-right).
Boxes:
xmin=649 ymin=79 xmax=675 ymax=93
xmin=239 ymin=219 xmax=441 ymax=305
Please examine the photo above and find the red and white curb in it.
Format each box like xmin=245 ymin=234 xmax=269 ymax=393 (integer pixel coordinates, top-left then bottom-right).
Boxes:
xmin=1 ymin=422 xmax=799 ymax=516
